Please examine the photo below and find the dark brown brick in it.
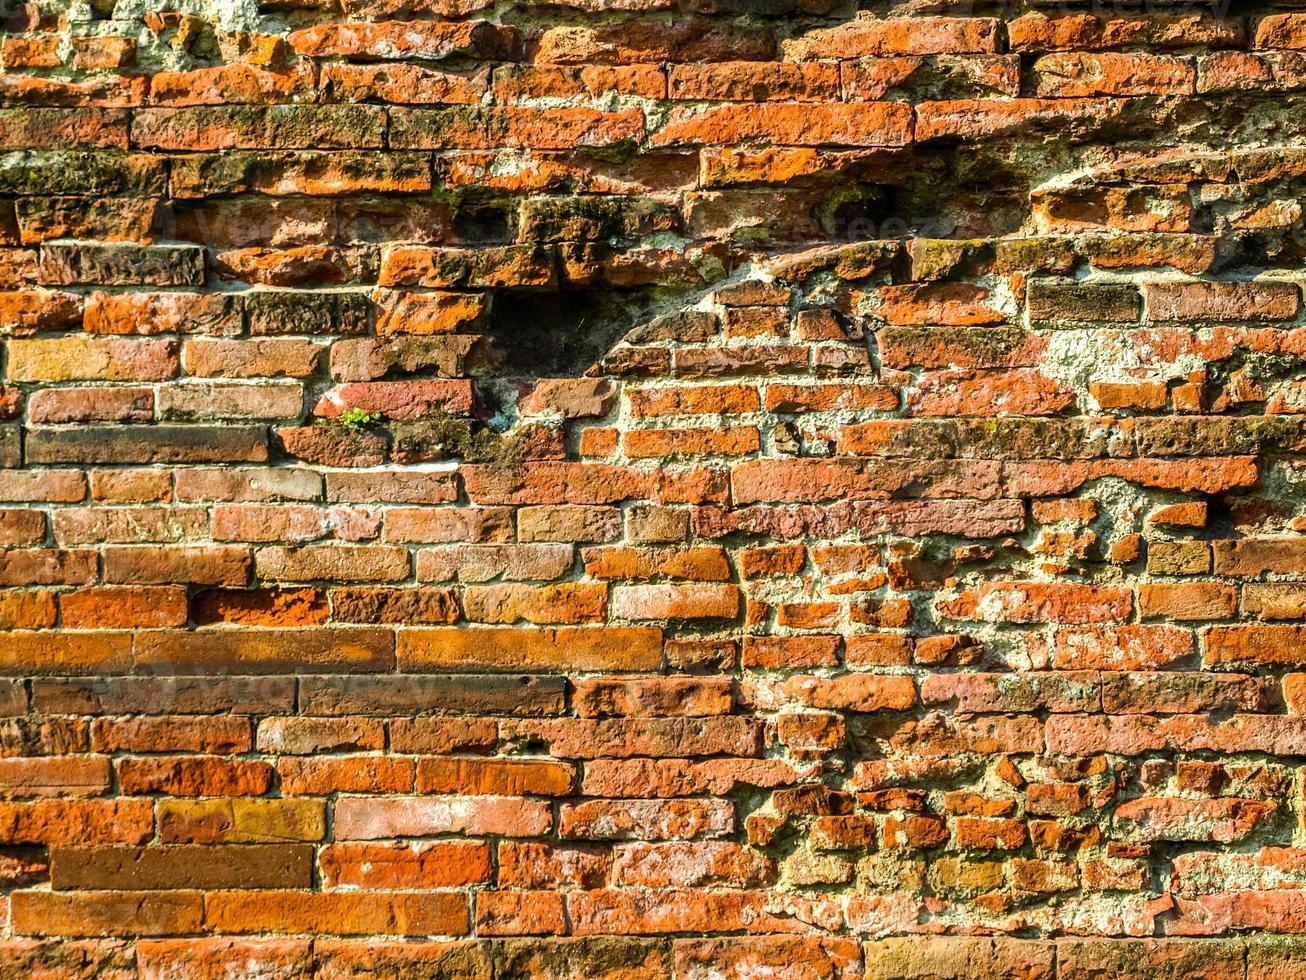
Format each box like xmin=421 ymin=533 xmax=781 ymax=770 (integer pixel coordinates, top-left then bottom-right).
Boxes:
xmin=50 ymin=844 xmax=313 ymax=891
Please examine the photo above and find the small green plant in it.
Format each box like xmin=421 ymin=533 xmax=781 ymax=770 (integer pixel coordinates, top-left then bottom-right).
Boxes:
xmin=339 ymin=407 xmax=384 ymax=430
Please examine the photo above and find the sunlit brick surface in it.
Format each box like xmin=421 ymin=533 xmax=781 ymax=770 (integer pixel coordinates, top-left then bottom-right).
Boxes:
xmin=3 ymin=0 xmax=1306 ymax=973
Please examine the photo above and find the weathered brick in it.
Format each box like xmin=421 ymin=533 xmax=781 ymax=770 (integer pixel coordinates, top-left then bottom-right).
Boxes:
xmin=0 ymin=799 xmax=153 ymax=845
xmin=38 ymin=243 xmax=204 ymax=287
xmin=560 ymin=799 xmax=734 ymax=841
xmin=320 ymin=840 xmax=491 ymax=889
xmin=11 ymin=890 xmax=203 ymax=937
xmin=118 ymin=756 xmax=274 ymax=796
xmin=299 ymin=674 xmax=564 ymax=717
xmin=334 ymin=795 xmax=552 ymax=839
xmin=131 ymin=106 xmax=386 ymax=152
xmin=33 ymin=677 xmax=293 ymax=716
xmin=205 ymin=890 xmax=469 ymax=937
xmin=61 ymin=587 xmax=189 ymax=629
xmin=157 ymin=798 xmax=325 ymax=844
xmin=255 ymin=545 xmax=410 ymax=583
xmin=397 ymin=627 xmax=661 ymax=672
xmin=1145 ymin=281 xmax=1300 ymax=321
xmin=652 ymin=103 xmax=912 ymax=148
xmin=865 ymin=938 xmax=1053 ymax=979
xmin=92 ymin=715 xmax=251 ymax=754
xmin=7 ymin=336 xmax=178 ymax=382
xmin=50 ymin=844 xmax=312 ymax=890
xmin=28 ymin=427 xmax=268 ymax=465
xmin=134 ymin=628 xmax=394 ymax=674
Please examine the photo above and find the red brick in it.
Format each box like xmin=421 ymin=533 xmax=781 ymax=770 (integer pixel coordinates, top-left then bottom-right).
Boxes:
xmin=136 ymin=939 xmax=312 ymax=978
xmin=157 ymin=798 xmax=325 ymax=844
xmin=191 ymin=587 xmax=328 ymax=627
xmin=476 ymin=891 xmax=566 ymax=936
xmin=102 ymin=545 xmax=249 ymax=586
xmin=134 ymin=628 xmax=394 ymax=674
xmin=314 ymin=380 xmax=473 ymax=421
xmin=614 ymin=842 xmax=774 ymax=888
xmin=255 ymin=545 xmax=410 ymax=583
xmin=731 ymin=457 xmax=1002 ymax=504
xmin=780 ymin=674 xmax=916 ymax=712
xmin=28 ymin=386 xmax=153 ymax=424
xmin=1206 ymin=626 xmax=1306 ymax=667
xmin=0 ymin=757 xmax=109 ymax=798
xmin=391 ymin=106 xmax=644 ymax=151
xmin=131 ymin=106 xmax=385 ymax=152
xmin=416 ymin=757 xmax=575 ymax=796
xmin=865 ymin=938 xmax=1052 ymax=979
xmin=185 ymin=338 xmax=324 ymax=378
xmin=916 ymin=97 xmax=1123 ymax=141
xmin=333 ymin=796 xmax=552 ymax=839
xmin=536 ymin=16 xmax=772 ymax=62
xmin=0 ymin=799 xmax=153 ymax=845
xmin=497 ymin=842 xmax=611 ymax=889
xmin=679 ymin=937 xmax=860 ymax=979
xmin=1139 ymin=582 xmax=1237 ymax=621
xmin=783 ymin=17 xmax=999 ymax=58
xmin=0 ymin=591 xmax=56 ymax=630
xmin=85 ymin=291 xmax=238 ymax=336
xmin=118 ymin=756 xmax=273 ymax=797
xmin=652 ymin=103 xmax=912 ymax=148
xmin=457 ymin=582 xmax=598 ymax=629
xmin=288 ymin=20 xmax=516 ymax=60
xmin=312 ymin=940 xmax=490 ymax=978
xmin=517 ymin=504 xmax=621 ymax=543
xmin=0 ymin=508 xmax=44 ymax=546
xmin=150 ymin=64 xmax=314 ymax=106
xmin=669 ymin=62 xmax=837 ymax=102
xmin=3 ymin=36 xmax=63 ymax=68
xmin=397 ymin=626 xmax=661 ymax=672
xmin=0 ymin=548 xmax=96 ymax=586
xmin=324 ymin=64 xmax=488 ymax=106
xmin=278 ymin=756 xmax=415 ymax=795
xmin=1032 ymin=53 xmax=1194 ymax=97
xmin=566 ymin=888 xmax=838 ymax=935
xmin=611 ymin=584 xmax=740 ymax=621
xmin=1256 ymin=14 xmax=1306 ymax=49
xmin=629 ymin=385 xmax=758 ymax=417
xmin=1145 ymin=281 xmax=1300 ymax=321
xmin=93 ymin=716 xmax=251 ymax=754
xmin=1007 ymin=13 xmax=1245 ymax=53
xmin=0 ymin=633 xmax=133 ymax=676
xmin=560 ymin=800 xmax=734 ymax=841
xmin=624 ymin=426 xmax=760 ymax=458
xmin=1115 ymin=797 xmax=1276 ymax=843
xmin=11 ymin=890 xmax=203 ymax=937
xmin=7 ymin=336 xmax=178 ymax=381
xmin=52 ymin=844 xmax=312 ymax=891
xmin=583 ymin=546 xmax=730 ymax=582
xmin=54 ymin=506 xmax=208 ymax=546
xmin=573 ymin=677 xmax=733 ymax=718
xmin=320 ymin=841 xmax=491 ymax=889
xmin=60 ymin=587 xmax=189 ymax=629
xmin=744 ymin=636 xmax=840 ymax=669
xmin=205 ymin=890 xmax=470 ymax=937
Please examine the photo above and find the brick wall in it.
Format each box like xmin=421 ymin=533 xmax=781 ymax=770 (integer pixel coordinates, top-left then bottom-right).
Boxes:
xmin=3 ymin=0 xmax=1306 ymax=974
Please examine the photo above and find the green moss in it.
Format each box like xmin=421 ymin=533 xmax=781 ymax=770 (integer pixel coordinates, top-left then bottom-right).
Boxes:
xmin=339 ymin=408 xmax=384 ymax=431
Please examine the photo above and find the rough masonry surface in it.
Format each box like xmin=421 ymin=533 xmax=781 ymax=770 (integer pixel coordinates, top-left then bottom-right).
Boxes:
xmin=1 ymin=0 xmax=1306 ymax=975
